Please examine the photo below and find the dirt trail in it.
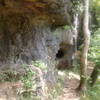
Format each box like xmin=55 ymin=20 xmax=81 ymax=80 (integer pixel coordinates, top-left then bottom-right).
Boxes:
xmin=0 ymin=64 xmax=93 ymax=100
xmin=0 ymin=82 xmax=22 ymax=100
xmin=0 ymin=74 xmax=80 ymax=100
xmin=57 ymin=64 xmax=93 ymax=100
xmin=57 ymin=74 xmax=80 ymax=100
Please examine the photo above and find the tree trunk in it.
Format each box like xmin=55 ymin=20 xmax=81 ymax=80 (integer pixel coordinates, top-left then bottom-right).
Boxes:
xmin=71 ymin=13 xmax=79 ymax=64
xmin=89 ymin=65 xmax=99 ymax=86
xmin=78 ymin=0 xmax=90 ymax=92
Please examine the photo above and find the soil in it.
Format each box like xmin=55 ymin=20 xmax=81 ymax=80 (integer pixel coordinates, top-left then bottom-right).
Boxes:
xmin=57 ymin=73 xmax=80 ymax=100
xmin=0 ymin=82 xmax=22 ymax=100
xmin=57 ymin=61 xmax=94 ymax=100
xmin=0 ymin=62 xmax=93 ymax=100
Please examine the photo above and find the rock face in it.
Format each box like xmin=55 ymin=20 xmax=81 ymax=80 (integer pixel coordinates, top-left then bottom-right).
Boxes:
xmin=0 ymin=0 xmax=71 ymax=25
xmin=0 ymin=0 xmax=75 ymax=82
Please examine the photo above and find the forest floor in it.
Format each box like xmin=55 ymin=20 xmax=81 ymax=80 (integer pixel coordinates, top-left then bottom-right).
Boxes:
xmin=57 ymin=61 xmax=94 ymax=100
xmin=0 ymin=62 xmax=93 ymax=100
xmin=57 ymin=72 xmax=80 ymax=100
xmin=0 ymin=74 xmax=81 ymax=100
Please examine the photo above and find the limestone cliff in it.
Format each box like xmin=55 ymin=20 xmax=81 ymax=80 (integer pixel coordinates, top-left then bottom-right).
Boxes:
xmin=0 ymin=0 xmax=73 ymax=69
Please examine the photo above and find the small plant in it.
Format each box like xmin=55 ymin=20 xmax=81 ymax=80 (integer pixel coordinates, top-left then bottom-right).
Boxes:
xmin=20 ymin=61 xmax=47 ymax=100
xmin=63 ymin=25 xmax=70 ymax=30
xmin=86 ymin=80 xmax=100 ymax=100
xmin=21 ymin=64 xmax=35 ymax=89
xmin=32 ymin=60 xmax=47 ymax=72
xmin=20 ymin=64 xmax=36 ymax=100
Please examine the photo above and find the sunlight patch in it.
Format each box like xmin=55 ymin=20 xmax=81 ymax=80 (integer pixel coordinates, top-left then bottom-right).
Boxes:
xmin=68 ymin=72 xmax=80 ymax=80
xmin=58 ymin=71 xmax=66 ymax=76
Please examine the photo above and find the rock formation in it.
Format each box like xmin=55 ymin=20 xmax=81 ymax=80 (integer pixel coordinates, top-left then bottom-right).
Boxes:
xmin=0 ymin=0 xmax=77 ymax=83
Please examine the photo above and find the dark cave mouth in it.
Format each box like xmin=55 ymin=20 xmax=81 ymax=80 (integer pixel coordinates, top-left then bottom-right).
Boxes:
xmin=55 ymin=48 xmax=67 ymax=70
xmin=55 ymin=47 xmax=72 ymax=70
xmin=56 ymin=49 xmax=65 ymax=59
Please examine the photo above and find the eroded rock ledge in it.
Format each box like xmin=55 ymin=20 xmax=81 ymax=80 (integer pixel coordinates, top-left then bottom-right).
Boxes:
xmin=0 ymin=0 xmax=73 ymax=69
xmin=0 ymin=0 xmax=71 ymax=26
xmin=0 ymin=1 xmax=77 ymax=99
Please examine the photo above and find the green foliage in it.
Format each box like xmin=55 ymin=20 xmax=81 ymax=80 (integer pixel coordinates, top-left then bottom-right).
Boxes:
xmin=62 ymin=25 xmax=70 ymax=30
xmin=88 ymin=28 xmax=100 ymax=66
xmin=87 ymin=19 xmax=100 ymax=100
xmin=20 ymin=61 xmax=47 ymax=100
xmin=71 ymin=0 xmax=82 ymax=14
xmin=86 ymin=80 xmax=100 ymax=100
xmin=32 ymin=60 xmax=47 ymax=71
xmin=21 ymin=64 xmax=35 ymax=89
xmin=92 ymin=0 xmax=100 ymax=23
xmin=52 ymin=25 xmax=70 ymax=36
xmin=21 ymin=61 xmax=47 ymax=89
xmin=90 ymin=0 xmax=100 ymax=30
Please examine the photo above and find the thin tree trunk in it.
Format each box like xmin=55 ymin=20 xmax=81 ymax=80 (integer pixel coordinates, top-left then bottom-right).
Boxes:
xmin=71 ymin=13 xmax=79 ymax=65
xmin=72 ymin=14 xmax=79 ymax=54
xmin=89 ymin=65 xmax=99 ymax=86
xmin=78 ymin=0 xmax=90 ymax=92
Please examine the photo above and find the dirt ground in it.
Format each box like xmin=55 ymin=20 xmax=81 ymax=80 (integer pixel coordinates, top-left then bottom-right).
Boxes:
xmin=0 ymin=82 xmax=22 ymax=100
xmin=57 ymin=63 xmax=93 ymax=100
xmin=57 ymin=72 xmax=80 ymax=100
xmin=0 ymin=63 xmax=93 ymax=100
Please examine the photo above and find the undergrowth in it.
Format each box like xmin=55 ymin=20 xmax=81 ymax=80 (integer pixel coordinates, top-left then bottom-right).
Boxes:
xmin=0 ymin=69 xmax=20 ymax=82
xmin=48 ymin=72 xmax=65 ymax=100
xmin=80 ymin=79 xmax=100 ymax=100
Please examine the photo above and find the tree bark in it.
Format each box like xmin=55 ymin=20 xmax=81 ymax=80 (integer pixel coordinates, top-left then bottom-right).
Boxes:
xmin=89 ymin=65 xmax=99 ymax=86
xmin=71 ymin=13 xmax=79 ymax=62
xmin=78 ymin=0 xmax=90 ymax=92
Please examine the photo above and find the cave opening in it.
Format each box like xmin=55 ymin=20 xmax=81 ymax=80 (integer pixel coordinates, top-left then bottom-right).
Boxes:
xmin=56 ymin=48 xmax=65 ymax=59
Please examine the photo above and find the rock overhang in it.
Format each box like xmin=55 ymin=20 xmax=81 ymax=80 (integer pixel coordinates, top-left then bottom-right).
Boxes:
xmin=0 ymin=0 xmax=72 ymax=26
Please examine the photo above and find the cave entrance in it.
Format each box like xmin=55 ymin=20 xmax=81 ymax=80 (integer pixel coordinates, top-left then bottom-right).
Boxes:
xmin=56 ymin=48 xmax=65 ymax=59
xmin=55 ymin=47 xmax=68 ymax=70
xmin=55 ymin=42 xmax=73 ymax=70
